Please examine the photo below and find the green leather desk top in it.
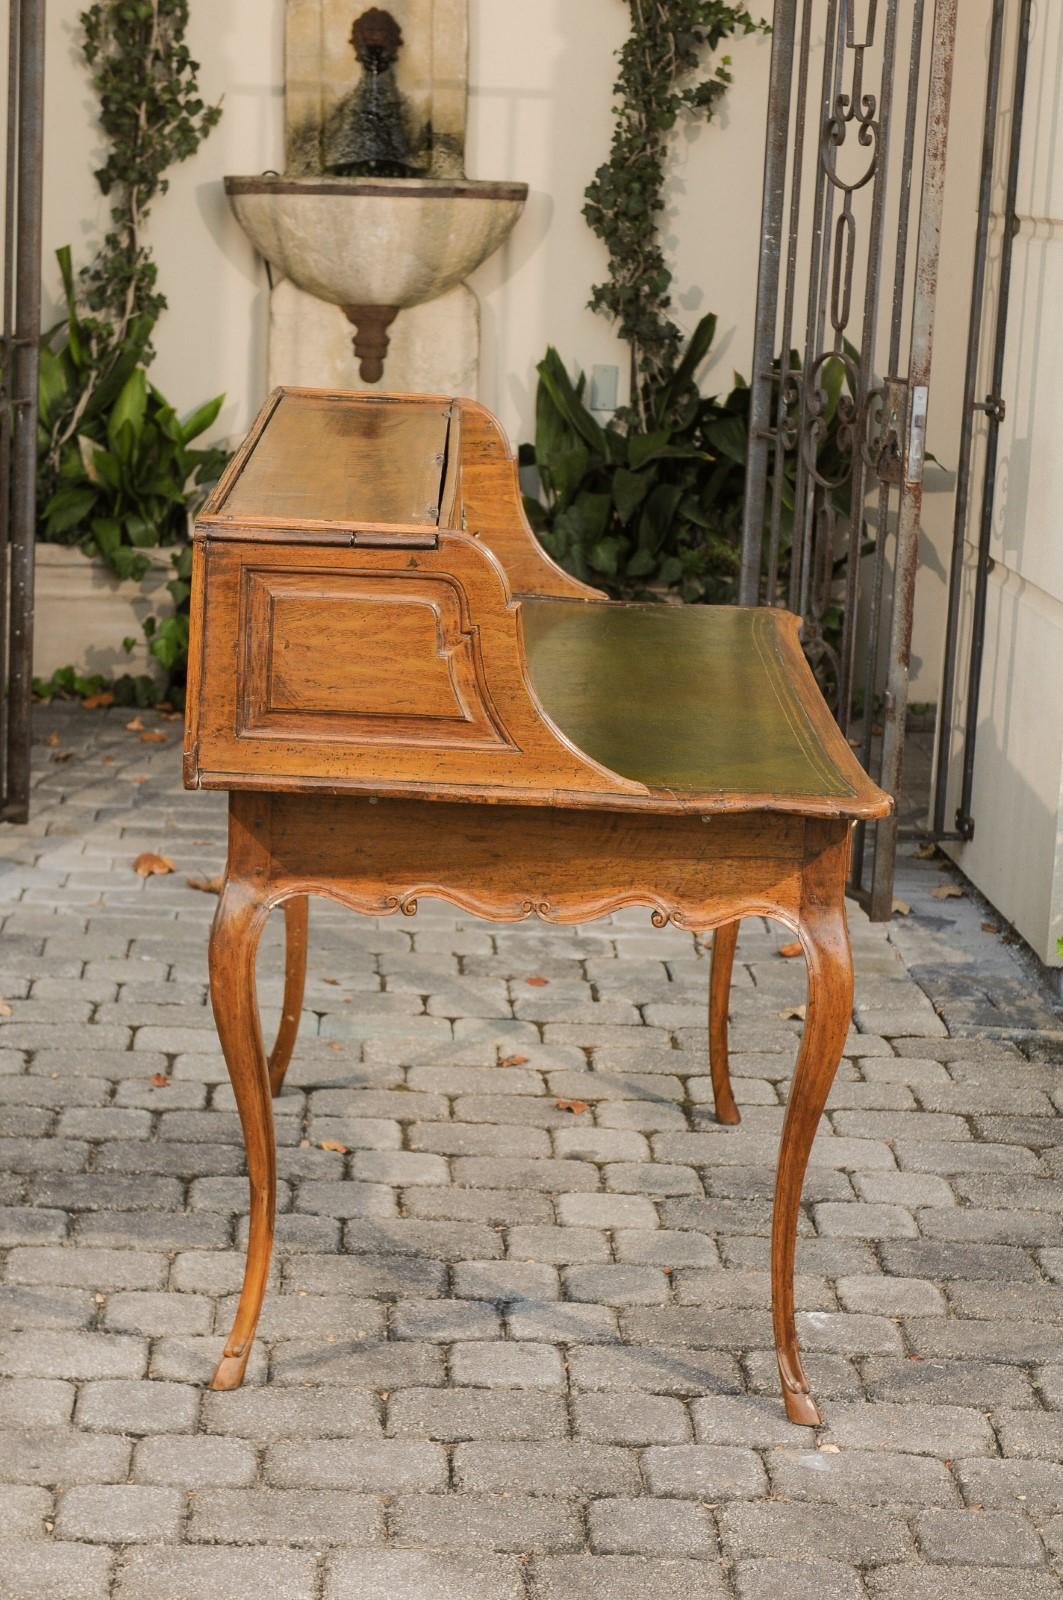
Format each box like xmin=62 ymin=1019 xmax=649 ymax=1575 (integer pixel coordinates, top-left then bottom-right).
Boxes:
xmin=522 ymin=598 xmax=886 ymax=812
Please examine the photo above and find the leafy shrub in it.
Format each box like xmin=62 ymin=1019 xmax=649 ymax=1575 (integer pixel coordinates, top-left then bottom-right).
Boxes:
xmin=521 ymin=313 xmax=858 ymax=612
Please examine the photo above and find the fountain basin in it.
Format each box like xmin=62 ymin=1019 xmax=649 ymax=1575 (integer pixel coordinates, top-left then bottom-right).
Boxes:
xmin=225 ymin=176 xmax=528 ymax=310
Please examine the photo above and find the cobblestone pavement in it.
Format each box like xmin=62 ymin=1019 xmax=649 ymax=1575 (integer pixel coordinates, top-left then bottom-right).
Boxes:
xmin=1 ymin=703 xmax=1063 ymax=1599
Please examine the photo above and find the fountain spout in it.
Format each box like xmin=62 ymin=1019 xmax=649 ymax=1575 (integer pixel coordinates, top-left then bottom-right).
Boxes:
xmin=325 ymin=8 xmax=417 ymax=179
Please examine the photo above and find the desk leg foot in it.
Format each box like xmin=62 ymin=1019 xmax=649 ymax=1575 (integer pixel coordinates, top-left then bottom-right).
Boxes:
xmin=709 ymin=921 xmax=741 ymax=1125
xmin=782 ymin=1382 xmax=823 ymax=1427
xmin=772 ymin=843 xmax=853 ymax=1426
xmin=210 ymin=877 xmax=275 ymax=1392
xmin=211 ymin=1346 xmax=254 ymax=1392
xmin=268 ymin=896 xmax=309 ymax=1098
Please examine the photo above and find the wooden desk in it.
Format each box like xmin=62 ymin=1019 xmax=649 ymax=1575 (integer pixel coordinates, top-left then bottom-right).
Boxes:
xmin=185 ymin=387 xmax=890 ymax=1426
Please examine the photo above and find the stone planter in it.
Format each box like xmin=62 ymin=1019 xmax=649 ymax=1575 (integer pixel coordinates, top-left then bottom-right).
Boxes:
xmin=33 ymin=542 xmax=175 ymax=683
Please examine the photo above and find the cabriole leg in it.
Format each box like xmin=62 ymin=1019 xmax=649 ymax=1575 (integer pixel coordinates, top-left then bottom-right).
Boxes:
xmin=772 ymin=827 xmax=854 ymax=1425
xmin=268 ymin=896 xmax=308 ymax=1098
xmin=709 ymin=919 xmax=741 ymax=1125
xmin=208 ymin=875 xmax=274 ymax=1391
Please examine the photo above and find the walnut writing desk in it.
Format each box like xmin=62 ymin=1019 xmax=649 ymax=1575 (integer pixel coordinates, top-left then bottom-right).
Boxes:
xmin=184 ymin=387 xmax=891 ymax=1426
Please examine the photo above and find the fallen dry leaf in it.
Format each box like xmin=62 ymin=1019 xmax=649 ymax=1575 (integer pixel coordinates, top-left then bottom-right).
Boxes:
xmin=0 ymin=999 xmax=11 ymax=1019
xmin=819 ymin=1443 xmax=841 ymax=1454
xmin=322 ymin=977 xmax=340 ymax=986
xmin=132 ymin=852 xmax=175 ymax=878
xmin=914 ymin=841 xmax=938 ymax=860
xmin=138 ymin=730 xmax=168 ymax=744
xmin=101 ymin=755 xmax=114 ymax=765
xmin=186 ymin=875 xmax=222 ymax=895
xmin=892 ymin=898 xmax=912 ymax=917
xmin=327 ymin=1041 xmax=343 ymax=1051
xmin=526 ymin=976 xmax=549 ymax=987
xmin=778 ymin=1005 xmax=807 ymax=1021
xmin=500 ymin=1054 xmax=529 ymax=1067
xmin=981 ymin=921 xmax=999 ymax=934
xmin=52 ymin=750 xmax=75 ymax=764
xmin=555 ymin=1098 xmax=589 ymax=1115
xmin=150 ymin=1073 xmax=169 ymax=1088
xmin=125 ymin=716 xmax=145 ymax=731
xmin=319 ymin=1139 xmax=349 ymax=1154
xmin=46 ymin=730 xmax=61 ymax=746
xmin=931 ymin=884 xmax=964 ymax=901
xmin=82 ymin=691 xmax=115 ymax=709
xmin=130 ymin=775 xmax=149 ymax=785
xmin=777 ymin=941 xmax=802 ymax=959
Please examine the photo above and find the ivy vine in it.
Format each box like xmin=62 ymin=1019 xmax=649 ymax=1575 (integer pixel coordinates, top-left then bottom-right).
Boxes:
xmin=583 ymin=0 xmax=765 ymax=423
xmin=40 ymin=0 xmax=221 ymax=491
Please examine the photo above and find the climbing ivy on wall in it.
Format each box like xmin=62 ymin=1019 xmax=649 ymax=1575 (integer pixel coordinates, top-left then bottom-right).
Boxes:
xmin=583 ymin=0 xmax=765 ymax=424
xmin=39 ymin=0 xmax=222 ymax=492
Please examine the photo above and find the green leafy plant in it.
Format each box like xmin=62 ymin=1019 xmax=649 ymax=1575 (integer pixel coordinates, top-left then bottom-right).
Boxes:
xmin=584 ymin=0 xmax=765 ymax=423
xmin=40 ymin=0 xmax=221 ymax=494
xmin=522 ymin=314 xmax=857 ymax=614
xmin=37 ymin=2 xmax=225 ymax=702
xmin=41 ymin=252 xmax=225 ymax=583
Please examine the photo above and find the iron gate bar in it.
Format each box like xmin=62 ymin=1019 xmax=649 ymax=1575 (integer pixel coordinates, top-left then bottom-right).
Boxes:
xmin=869 ymin=0 xmax=956 ymax=920
xmin=740 ymin=0 xmax=958 ymax=920
xmin=1 ymin=0 xmax=45 ymax=823
xmin=930 ymin=0 xmax=1031 ymax=845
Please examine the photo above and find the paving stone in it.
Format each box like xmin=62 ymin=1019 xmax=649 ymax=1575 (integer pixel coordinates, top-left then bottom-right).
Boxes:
xmin=266 ymin=1437 xmax=445 ymax=1491
xmin=451 ymin=1261 xmax=560 ymax=1302
xmin=718 ymin=1501 xmax=913 ymax=1563
xmin=733 ymin=1558 xmax=866 ymax=1600
xmin=449 ymin=1340 xmax=565 ymax=1389
xmin=0 ymin=1377 xmax=74 ymax=1428
xmin=914 ymin=1508 xmax=1045 ymax=1567
xmin=768 ymin=1447 xmax=960 ymax=1506
xmin=835 ymin=1274 xmax=946 ymax=1316
xmin=0 ymin=1483 xmax=53 ymax=1539
xmin=572 ymin=1392 xmax=692 ymax=1444
xmin=270 ymin=1339 xmax=444 ymax=1390
xmin=190 ymin=1488 xmax=383 ymax=1548
xmin=390 ymin=1492 xmax=584 ymax=1552
xmin=455 ymin=1440 xmax=640 ymax=1495
xmin=821 ymin=1401 xmax=995 ymax=1457
xmin=863 ymin=1358 xmax=1035 ymax=1410
xmin=563 ymin=1264 xmax=670 ymax=1304
xmin=532 ymin=1555 xmax=727 ymax=1600
xmin=201 ymin=1385 xmax=381 ymax=1439
xmin=587 ymin=1496 xmax=716 ymax=1557
xmin=0 ymin=1428 xmax=131 ymax=1485
xmin=325 ymin=1550 xmax=522 ymax=1600
xmin=956 ymin=1458 xmax=1063 ymax=1513
xmin=864 ymin=1567 xmax=1060 ymax=1599
xmin=76 ymin=1379 xmax=199 ymax=1435
xmin=114 ymin=1546 xmax=317 ymax=1600
xmin=388 ymin=1387 xmax=567 ymax=1441
xmin=133 ymin=1433 xmax=257 ymax=1487
xmin=506 ymin=1301 xmax=619 ymax=1344
xmin=56 ymin=1483 xmax=182 ymax=1542
xmin=0 ymin=1329 xmax=146 ymax=1380
xmin=0 ymin=1542 xmax=113 ymax=1599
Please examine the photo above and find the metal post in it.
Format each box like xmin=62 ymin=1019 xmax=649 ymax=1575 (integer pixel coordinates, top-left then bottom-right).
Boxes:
xmin=953 ymin=0 xmax=1031 ymax=842
xmin=3 ymin=0 xmax=45 ymax=823
xmin=930 ymin=0 xmax=1007 ymax=841
xmin=870 ymin=0 xmax=958 ymax=920
xmin=739 ymin=0 xmax=798 ymax=608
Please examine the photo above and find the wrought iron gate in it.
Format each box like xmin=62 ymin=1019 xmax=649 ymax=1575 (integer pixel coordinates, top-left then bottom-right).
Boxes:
xmin=740 ymin=0 xmax=957 ymax=920
xmin=0 ymin=0 xmax=44 ymax=823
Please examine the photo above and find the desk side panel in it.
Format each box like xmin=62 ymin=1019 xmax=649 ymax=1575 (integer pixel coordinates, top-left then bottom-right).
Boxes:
xmin=184 ymin=531 xmax=643 ymax=802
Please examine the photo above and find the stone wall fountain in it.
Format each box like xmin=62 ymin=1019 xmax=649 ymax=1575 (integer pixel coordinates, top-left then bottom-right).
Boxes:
xmin=226 ymin=0 xmax=527 ymax=394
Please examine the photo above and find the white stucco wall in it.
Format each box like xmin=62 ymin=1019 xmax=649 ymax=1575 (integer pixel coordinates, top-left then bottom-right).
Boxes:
xmin=37 ymin=0 xmax=776 ymax=452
